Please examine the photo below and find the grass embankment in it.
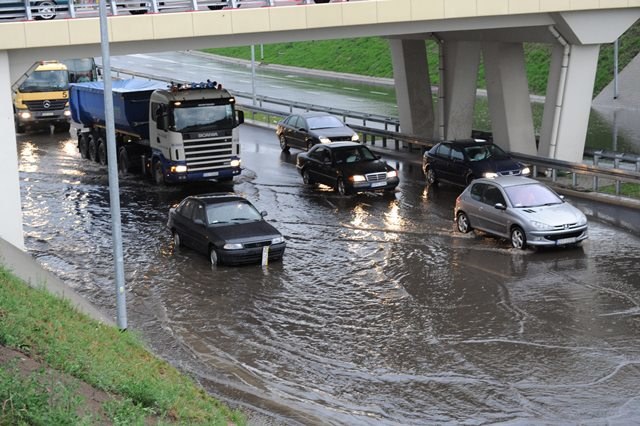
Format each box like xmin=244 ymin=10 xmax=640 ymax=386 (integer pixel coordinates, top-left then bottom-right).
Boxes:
xmin=204 ymin=21 xmax=640 ymax=96
xmin=0 ymin=266 xmax=245 ymax=425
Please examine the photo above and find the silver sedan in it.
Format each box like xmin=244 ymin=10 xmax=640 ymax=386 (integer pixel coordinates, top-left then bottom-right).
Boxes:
xmin=454 ymin=176 xmax=588 ymax=249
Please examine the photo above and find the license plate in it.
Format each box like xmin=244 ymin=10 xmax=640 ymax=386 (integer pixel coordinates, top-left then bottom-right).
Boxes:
xmin=557 ymin=237 xmax=576 ymax=245
xmin=41 ymin=112 xmax=54 ymax=116
xmin=371 ymin=181 xmax=386 ymax=188
xmin=203 ymin=171 xmax=219 ymax=177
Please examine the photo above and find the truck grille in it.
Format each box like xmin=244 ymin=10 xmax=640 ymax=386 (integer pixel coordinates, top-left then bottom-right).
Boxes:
xmin=366 ymin=172 xmax=387 ymax=182
xmin=183 ymin=135 xmax=234 ymax=172
xmin=24 ymin=99 xmax=68 ymax=112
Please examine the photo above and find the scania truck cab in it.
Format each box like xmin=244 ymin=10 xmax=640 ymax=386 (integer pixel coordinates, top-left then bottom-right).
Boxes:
xmin=13 ymin=60 xmax=71 ymax=133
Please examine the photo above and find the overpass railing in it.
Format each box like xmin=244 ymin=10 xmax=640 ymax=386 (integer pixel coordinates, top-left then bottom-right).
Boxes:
xmin=0 ymin=0 xmax=354 ymax=21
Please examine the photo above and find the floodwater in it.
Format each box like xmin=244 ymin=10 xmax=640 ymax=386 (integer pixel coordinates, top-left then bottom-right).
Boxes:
xmin=17 ymin=124 xmax=640 ymax=424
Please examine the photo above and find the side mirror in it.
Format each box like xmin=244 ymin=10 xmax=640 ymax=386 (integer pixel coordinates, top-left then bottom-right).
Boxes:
xmin=261 ymin=211 xmax=268 ymax=217
xmin=236 ymin=110 xmax=244 ymax=126
xmin=494 ymin=203 xmax=506 ymax=210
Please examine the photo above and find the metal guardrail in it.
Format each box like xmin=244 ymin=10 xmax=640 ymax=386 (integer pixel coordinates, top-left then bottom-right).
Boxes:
xmin=0 ymin=0 xmax=352 ymax=21
xmin=106 ymin=66 xmax=640 ymax=198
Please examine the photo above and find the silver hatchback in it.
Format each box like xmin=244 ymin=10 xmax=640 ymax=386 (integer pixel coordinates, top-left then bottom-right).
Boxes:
xmin=454 ymin=176 xmax=588 ymax=249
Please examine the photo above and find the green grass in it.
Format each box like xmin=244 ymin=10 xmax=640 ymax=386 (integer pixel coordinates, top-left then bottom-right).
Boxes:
xmin=0 ymin=266 xmax=245 ymax=425
xmin=599 ymin=182 xmax=640 ymax=198
xmin=204 ymin=21 xmax=640 ymax=96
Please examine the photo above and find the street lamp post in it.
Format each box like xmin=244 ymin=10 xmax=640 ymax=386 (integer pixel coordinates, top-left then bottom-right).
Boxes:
xmin=99 ymin=0 xmax=128 ymax=330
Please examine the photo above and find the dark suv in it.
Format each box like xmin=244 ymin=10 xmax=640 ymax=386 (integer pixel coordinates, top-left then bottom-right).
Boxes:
xmin=422 ymin=140 xmax=530 ymax=188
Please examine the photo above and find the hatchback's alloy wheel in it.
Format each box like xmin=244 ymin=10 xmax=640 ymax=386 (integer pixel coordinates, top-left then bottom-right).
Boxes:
xmin=426 ymin=168 xmax=437 ymax=185
xmin=456 ymin=212 xmax=471 ymax=233
xmin=511 ymin=226 xmax=527 ymax=249
xmin=209 ymin=247 xmax=219 ymax=265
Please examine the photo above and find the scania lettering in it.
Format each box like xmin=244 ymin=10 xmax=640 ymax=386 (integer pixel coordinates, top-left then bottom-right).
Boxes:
xmin=69 ymin=79 xmax=244 ymax=184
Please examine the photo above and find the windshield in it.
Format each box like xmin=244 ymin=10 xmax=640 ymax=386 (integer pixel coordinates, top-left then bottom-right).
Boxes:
xmin=63 ymin=58 xmax=97 ymax=83
xmin=334 ymin=146 xmax=377 ymax=164
xmin=307 ymin=115 xmax=345 ymax=130
xmin=19 ymin=70 xmax=68 ymax=93
xmin=505 ymin=184 xmax=563 ymax=208
xmin=464 ymin=144 xmax=510 ymax=161
xmin=206 ymin=201 xmax=263 ymax=225
xmin=173 ymin=104 xmax=234 ymax=132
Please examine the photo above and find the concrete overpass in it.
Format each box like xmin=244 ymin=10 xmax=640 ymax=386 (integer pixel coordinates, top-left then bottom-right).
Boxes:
xmin=1 ymin=0 xmax=639 ymax=249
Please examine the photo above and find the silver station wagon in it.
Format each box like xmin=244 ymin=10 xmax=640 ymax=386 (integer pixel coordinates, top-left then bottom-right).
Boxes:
xmin=454 ymin=176 xmax=588 ymax=249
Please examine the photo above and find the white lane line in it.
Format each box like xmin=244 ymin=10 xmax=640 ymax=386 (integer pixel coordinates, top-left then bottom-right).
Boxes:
xmin=370 ymin=91 xmax=388 ymax=96
xmin=342 ymin=87 xmax=360 ymax=92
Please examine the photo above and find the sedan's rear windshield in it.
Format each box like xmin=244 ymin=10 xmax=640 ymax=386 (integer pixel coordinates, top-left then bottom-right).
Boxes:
xmin=307 ymin=116 xmax=345 ymax=130
xmin=206 ymin=201 xmax=262 ymax=224
xmin=505 ymin=184 xmax=563 ymax=208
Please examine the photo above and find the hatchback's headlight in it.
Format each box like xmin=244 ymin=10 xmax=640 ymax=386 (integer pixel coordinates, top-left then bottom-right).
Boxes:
xmin=223 ymin=243 xmax=243 ymax=250
xmin=521 ymin=166 xmax=531 ymax=176
xmin=351 ymin=175 xmax=366 ymax=182
xmin=351 ymin=133 xmax=360 ymax=142
xmin=271 ymin=236 xmax=285 ymax=245
xmin=319 ymin=136 xmax=331 ymax=144
xmin=386 ymin=170 xmax=397 ymax=178
xmin=483 ymin=172 xmax=498 ymax=179
xmin=530 ymin=220 xmax=553 ymax=230
xmin=576 ymin=213 xmax=588 ymax=226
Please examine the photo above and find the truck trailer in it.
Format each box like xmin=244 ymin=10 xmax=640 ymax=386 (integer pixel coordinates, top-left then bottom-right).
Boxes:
xmin=69 ymin=79 xmax=244 ymax=184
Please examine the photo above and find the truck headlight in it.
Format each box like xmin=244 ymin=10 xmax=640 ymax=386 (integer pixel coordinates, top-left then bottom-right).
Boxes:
xmin=19 ymin=111 xmax=31 ymax=119
xmin=230 ymin=159 xmax=241 ymax=167
xmin=170 ymin=165 xmax=187 ymax=173
xmin=64 ymin=110 xmax=71 ymax=117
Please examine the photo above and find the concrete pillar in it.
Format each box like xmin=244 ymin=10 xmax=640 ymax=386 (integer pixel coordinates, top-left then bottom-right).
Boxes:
xmin=539 ymin=43 xmax=564 ymax=159
xmin=548 ymin=44 xmax=600 ymax=163
xmin=482 ymin=42 xmax=537 ymax=155
xmin=389 ymin=38 xmax=435 ymax=139
xmin=0 ymin=51 xmax=25 ymax=250
xmin=441 ymin=40 xmax=481 ymax=140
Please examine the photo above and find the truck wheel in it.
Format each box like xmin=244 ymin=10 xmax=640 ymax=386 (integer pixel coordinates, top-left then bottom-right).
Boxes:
xmin=15 ymin=119 xmax=25 ymax=134
xmin=88 ymin=136 xmax=98 ymax=162
xmin=153 ymin=161 xmax=165 ymax=185
xmin=97 ymin=139 xmax=108 ymax=166
xmin=78 ymin=134 xmax=89 ymax=159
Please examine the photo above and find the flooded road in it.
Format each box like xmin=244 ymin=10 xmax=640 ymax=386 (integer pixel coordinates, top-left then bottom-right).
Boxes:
xmin=18 ymin=125 xmax=640 ymax=424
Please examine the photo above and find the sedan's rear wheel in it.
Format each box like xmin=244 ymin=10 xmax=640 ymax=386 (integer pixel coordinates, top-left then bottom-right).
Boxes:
xmin=456 ymin=212 xmax=472 ymax=233
xmin=209 ymin=247 xmax=219 ymax=265
xmin=511 ymin=226 xmax=527 ymax=250
xmin=426 ymin=167 xmax=438 ymax=185
xmin=279 ymin=134 xmax=289 ymax=152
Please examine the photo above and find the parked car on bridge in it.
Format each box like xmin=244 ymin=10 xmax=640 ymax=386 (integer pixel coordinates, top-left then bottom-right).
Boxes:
xmin=167 ymin=193 xmax=286 ymax=265
xmin=296 ymin=142 xmax=399 ymax=195
xmin=0 ymin=0 xmax=67 ymax=20
xmin=423 ymin=139 xmax=530 ymax=188
xmin=454 ymin=176 xmax=588 ymax=249
xmin=276 ymin=111 xmax=359 ymax=152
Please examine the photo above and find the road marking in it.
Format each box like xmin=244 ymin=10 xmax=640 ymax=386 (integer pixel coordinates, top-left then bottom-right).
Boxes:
xmin=342 ymin=87 xmax=360 ymax=92
xmin=370 ymin=91 xmax=388 ymax=95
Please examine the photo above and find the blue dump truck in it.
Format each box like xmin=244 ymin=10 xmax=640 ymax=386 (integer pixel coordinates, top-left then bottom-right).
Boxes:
xmin=69 ymin=79 xmax=244 ymax=184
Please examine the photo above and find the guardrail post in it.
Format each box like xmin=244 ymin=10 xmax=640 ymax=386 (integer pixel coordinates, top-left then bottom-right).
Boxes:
xmin=614 ymin=154 xmax=623 ymax=195
xmin=593 ymin=153 xmax=599 ymax=191
xmin=572 ymin=172 xmax=577 ymax=187
xmin=110 ymin=0 xmax=117 ymax=15
xmin=382 ymin=136 xmax=387 ymax=149
xmin=24 ymin=0 xmax=33 ymax=20
xmin=532 ymin=165 xmax=538 ymax=177
xmin=68 ymin=0 xmax=76 ymax=18
xmin=551 ymin=168 xmax=557 ymax=182
xmin=636 ymin=159 xmax=640 ymax=172
xmin=394 ymin=138 xmax=399 ymax=151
